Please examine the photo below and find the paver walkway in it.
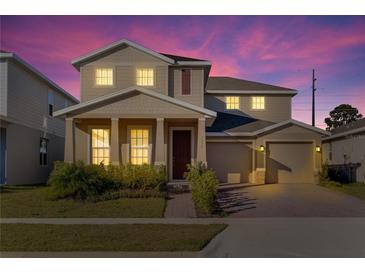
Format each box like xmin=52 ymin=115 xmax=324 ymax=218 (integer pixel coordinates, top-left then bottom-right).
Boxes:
xmin=164 ymin=192 xmax=197 ymax=218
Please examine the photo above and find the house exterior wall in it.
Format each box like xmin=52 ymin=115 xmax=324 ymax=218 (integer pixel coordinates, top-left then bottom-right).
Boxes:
xmin=71 ymin=92 xmax=205 ymax=119
xmin=5 ymin=122 xmax=64 ymax=185
xmin=80 ymin=46 xmax=169 ymax=102
xmin=6 ymin=60 xmax=75 ymax=138
xmin=0 ymin=60 xmax=7 ymax=116
xmin=204 ymin=94 xmax=292 ymax=122
xmin=172 ymin=68 xmax=204 ymax=107
xmin=323 ymin=133 xmax=365 ymax=183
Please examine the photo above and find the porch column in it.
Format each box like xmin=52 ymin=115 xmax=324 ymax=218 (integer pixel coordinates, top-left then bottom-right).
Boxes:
xmin=64 ymin=118 xmax=75 ymax=163
xmin=110 ymin=118 xmax=120 ymax=165
xmin=197 ymin=117 xmax=207 ymax=165
xmin=155 ymin=118 xmax=165 ymax=165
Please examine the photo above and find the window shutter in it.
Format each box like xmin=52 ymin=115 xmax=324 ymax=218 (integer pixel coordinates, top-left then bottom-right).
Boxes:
xmin=181 ymin=69 xmax=191 ymax=95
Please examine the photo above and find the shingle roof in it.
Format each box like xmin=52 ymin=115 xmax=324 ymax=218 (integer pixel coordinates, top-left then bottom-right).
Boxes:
xmin=331 ymin=118 xmax=365 ymax=135
xmin=206 ymin=76 xmax=296 ymax=91
xmin=206 ymin=112 xmax=258 ymax=132
xmin=159 ymin=53 xmax=208 ymax=62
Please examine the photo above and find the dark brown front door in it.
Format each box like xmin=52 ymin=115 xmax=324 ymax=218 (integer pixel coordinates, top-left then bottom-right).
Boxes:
xmin=172 ymin=130 xmax=191 ymax=180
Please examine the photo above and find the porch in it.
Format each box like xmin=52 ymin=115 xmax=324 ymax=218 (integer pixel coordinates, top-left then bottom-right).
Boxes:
xmin=64 ymin=117 xmax=207 ymax=181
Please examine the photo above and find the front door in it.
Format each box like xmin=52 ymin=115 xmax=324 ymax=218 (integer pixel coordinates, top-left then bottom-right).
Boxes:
xmin=0 ymin=128 xmax=6 ymax=184
xmin=172 ymin=130 xmax=191 ymax=180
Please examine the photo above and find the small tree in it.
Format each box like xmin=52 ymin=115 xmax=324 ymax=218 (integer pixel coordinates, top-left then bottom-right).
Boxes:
xmin=324 ymin=104 xmax=362 ymax=131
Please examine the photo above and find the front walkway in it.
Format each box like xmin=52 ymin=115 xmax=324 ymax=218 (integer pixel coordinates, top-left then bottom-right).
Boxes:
xmin=164 ymin=192 xmax=197 ymax=218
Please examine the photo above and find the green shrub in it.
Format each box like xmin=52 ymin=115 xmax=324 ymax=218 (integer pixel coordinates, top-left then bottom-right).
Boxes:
xmin=47 ymin=161 xmax=116 ymax=200
xmin=185 ymin=162 xmax=219 ymax=214
xmin=47 ymin=161 xmax=167 ymax=200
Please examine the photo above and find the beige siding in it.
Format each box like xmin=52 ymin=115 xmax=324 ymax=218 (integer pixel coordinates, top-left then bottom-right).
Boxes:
xmin=205 ymin=94 xmax=292 ymax=122
xmin=0 ymin=60 xmax=7 ymax=116
xmin=6 ymin=61 xmax=75 ymax=137
xmin=207 ymin=142 xmax=253 ymax=183
xmin=80 ymin=46 xmax=169 ymax=102
xmin=323 ymin=133 xmax=365 ymax=183
xmin=5 ymin=123 xmax=65 ymax=185
xmin=172 ymin=68 xmax=204 ymax=107
xmin=72 ymin=92 xmax=204 ymax=119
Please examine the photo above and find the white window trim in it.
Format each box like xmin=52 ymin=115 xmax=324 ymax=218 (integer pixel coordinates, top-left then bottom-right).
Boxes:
xmin=225 ymin=96 xmax=240 ymax=110
xmin=251 ymin=96 xmax=265 ymax=111
xmin=135 ymin=67 xmax=156 ymax=87
xmin=169 ymin=127 xmax=195 ymax=182
xmin=88 ymin=126 xmax=111 ymax=165
xmin=127 ymin=125 xmax=153 ymax=164
xmin=94 ymin=67 xmax=115 ymax=88
xmin=180 ymin=69 xmax=192 ymax=96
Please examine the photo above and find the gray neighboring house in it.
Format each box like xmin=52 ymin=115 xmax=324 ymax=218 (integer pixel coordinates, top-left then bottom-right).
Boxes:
xmin=322 ymin=119 xmax=365 ymax=183
xmin=54 ymin=39 xmax=330 ymax=185
xmin=0 ymin=51 xmax=79 ymax=185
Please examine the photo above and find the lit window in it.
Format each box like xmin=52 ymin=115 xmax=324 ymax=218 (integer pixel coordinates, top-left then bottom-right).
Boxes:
xmin=48 ymin=91 xmax=54 ymax=116
xmin=95 ymin=68 xmax=113 ymax=86
xmin=136 ymin=68 xmax=154 ymax=86
xmin=252 ymin=96 xmax=265 ymax=110
xmin=226 ymin=96 xmax=240 ymax=110
xmin=40 ymin=138 xmax=48 ymax=166
xmin=130 ymin=128 xmax=149 ymax=165
xmin=91 ymin=129 xmax=110 ymax=165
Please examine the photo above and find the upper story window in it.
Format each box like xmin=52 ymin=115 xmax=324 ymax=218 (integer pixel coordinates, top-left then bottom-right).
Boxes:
xmin=136 ymin=68 xmax=154 ymax=86
xmin=252 ymin=96 xmax=265 ymax=110
xmin=181 ymin=69 xmax=191 ymax=95
xmin=48 ymin=91 xmax=54 ymax=116
xmin=91 ymin=128 xmax=110 ymax=166
xmin=95 ymin=68 xmax=113 ymax=86
xmin=226 ymin=96 xmax=240 ymax=110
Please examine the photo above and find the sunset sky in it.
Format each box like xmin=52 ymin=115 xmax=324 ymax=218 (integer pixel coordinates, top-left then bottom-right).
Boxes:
xmin=1 ymin=16 xmax=364 ymax=128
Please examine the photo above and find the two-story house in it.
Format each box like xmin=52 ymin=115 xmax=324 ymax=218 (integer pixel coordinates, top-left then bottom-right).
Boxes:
xmin=0 ymin=51 xmax=78 ymax=185
xmin=54 ymin=39 xmax=329 ymax=184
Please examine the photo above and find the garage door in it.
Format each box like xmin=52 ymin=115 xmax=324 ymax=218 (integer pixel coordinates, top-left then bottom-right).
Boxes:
xmin=266 ymin=142 xmax=314 ymax=183
xmin=207 ymin=142 xmax=252 ymax=184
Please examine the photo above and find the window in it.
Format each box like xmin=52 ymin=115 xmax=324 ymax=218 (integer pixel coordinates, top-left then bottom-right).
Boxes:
xmin=181 ymin=69 xmax=191 ymax=95
xmin=226 ymin=96 xmax=240 ymax=110
xmin=136 ymin=68 xmax=154 ymax=86
xmin=252 ymin=96 xmax=265 ymax=110
xmin=40 ymin=138 xmax=48 ymax=166
xmin=95 ymin=68 xmax=113 ymax=86
xmin=48 ymin=91 xmax=54 ymax=116
xmin=91 ymin=129 xmax=110 ymax=165
xmin=130 ymin=128 xmax=149 ymax=165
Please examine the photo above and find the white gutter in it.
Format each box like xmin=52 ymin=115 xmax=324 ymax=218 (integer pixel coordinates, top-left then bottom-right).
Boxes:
xmin=206 ymin=90 xmax=298 ymax=95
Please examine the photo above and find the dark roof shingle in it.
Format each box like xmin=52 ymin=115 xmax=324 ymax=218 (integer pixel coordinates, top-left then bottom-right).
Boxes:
xmin=159 ymin=53 xmax=208 ymax=62
xmin=206 ymin=76 xmax=296 ymax=91
xmin=206 ymin=112 xmax=257 ymax=132
xmin=331 ymin=118 xmax=365 ymax=135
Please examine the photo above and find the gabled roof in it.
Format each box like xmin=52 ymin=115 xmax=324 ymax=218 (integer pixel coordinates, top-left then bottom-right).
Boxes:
xmin=0 ymin=51 xmax=79 ymax=103
xmin=53 ymin=86 xmax=217 ymax=118
xmin=206 ymin=76 xmax=297 ymax=95
xmin=207 ymin=119 xmax=330 ymax=137
xmin=323 ymin=118 xmax=365 ymax=141
xmin=71 ymin=39 xmax=212 ymax=69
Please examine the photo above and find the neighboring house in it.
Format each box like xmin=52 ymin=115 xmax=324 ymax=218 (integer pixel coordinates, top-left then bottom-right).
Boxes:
xmin=322 ymin=119 xmax=365 ymax=183
xmin=54 ymin=39 xmax=329 ymax=184
xmin=0 ymin=51 xmax=79 ymax=185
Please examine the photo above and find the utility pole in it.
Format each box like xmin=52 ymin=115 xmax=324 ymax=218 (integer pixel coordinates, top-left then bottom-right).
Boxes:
xmin=312 ymin=69 xmax=317 ymax=127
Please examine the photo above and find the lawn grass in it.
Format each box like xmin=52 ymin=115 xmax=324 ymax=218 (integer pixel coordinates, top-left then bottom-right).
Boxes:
xmin=0 ymin=223 xmax=227 ymax=252
xmin=0 ymin=186 xmax=166 ymax=218
xmin=319 ymin=181 xmax=365 ymax=200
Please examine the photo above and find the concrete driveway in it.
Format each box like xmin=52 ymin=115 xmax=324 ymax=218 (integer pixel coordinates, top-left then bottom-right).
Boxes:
xmin=218 ymin=183 xmax=365 ymax=217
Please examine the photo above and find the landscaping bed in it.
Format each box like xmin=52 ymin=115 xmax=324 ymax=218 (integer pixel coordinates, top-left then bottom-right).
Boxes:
xmin=0 ymin=224 xmax=227 ymax=252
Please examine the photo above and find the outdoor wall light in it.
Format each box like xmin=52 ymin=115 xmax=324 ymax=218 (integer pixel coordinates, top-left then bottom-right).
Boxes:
xmin=316 ymin=146 xmax=321 ymax=152
xmin=259 ymin=145 xmax=265 ymax=152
